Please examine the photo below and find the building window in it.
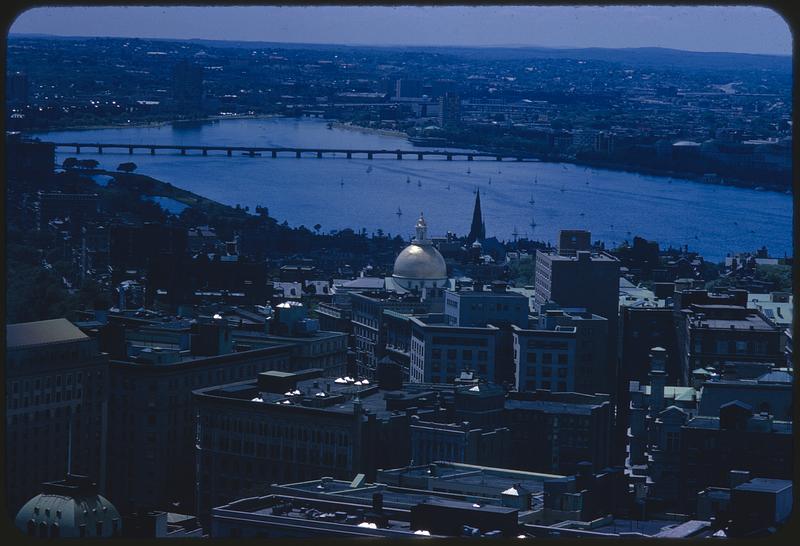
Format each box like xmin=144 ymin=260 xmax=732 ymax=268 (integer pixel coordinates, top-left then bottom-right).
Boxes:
xmin=526 ymin=353 xmax=537 ymax=364
xmin=542 ymin=353 xmax=552 ymax=364
xmin=462 ymin=350 xmax=472 ymax=360
xmin=665 ymin=431 xmax=679 ymax=452
xmin=557 ymin=354 xmax=568 ymax=365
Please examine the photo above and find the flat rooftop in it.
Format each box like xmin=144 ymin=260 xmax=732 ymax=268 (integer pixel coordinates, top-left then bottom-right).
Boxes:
xmin=196 ymin=376 xmax=437 ymax=420
xmin=504 ymin=398 xmax=601 ymax=415
xmin=7 ymin=318 xmax=89 ymax=349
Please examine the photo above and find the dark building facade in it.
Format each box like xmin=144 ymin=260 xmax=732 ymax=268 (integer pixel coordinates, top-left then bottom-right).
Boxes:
xmin=5 ymin=319 xmax=110 ymax=517
xmin=193 ymin=369 xmax=440 ymax=524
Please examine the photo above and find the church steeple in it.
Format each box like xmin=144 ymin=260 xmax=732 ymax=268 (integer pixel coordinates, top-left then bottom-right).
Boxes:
xmin=467 ymin=189 xmax=486 ymax=244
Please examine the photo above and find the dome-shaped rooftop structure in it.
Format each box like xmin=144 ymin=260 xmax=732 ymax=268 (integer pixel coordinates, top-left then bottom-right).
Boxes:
xmin=15 ymin=474 xmax=122 ymax=539
xmin=392 ymin=213 xmax=447 ymax=289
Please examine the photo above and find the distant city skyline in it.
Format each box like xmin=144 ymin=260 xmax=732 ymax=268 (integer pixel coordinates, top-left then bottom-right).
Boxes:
xmin=10 ymin=5 xmax=792 ymax=56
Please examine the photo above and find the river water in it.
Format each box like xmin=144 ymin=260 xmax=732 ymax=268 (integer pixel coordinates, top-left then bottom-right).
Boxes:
xmin=29 ymin=117 xmax=793 ymax=262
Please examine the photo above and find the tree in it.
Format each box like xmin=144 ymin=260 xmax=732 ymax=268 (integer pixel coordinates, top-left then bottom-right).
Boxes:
xmin=117 ymin=162 xmax=137 ymax=173
xmin=62 ymin=157 xmax=79 ymax=170
xmin=313 ymin=223 xmax=322 ymax=235
xmin=77 ymin=159 xmax=99 ymax=170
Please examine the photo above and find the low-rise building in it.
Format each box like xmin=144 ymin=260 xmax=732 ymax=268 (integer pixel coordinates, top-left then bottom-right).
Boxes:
xmin=513 ymin=306 xmax=608 ymax=394
xmin=193 ymin=368 xmax=441 ymax=524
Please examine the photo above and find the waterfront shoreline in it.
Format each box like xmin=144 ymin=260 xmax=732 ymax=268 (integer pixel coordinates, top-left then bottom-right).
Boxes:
xmin=32 ymin=116 xmax=790 ymax=195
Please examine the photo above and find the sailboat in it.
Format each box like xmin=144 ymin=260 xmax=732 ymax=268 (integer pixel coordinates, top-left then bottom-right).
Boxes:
xmin=467 ymin=166 xmax=471 ymax=174
xmin=396 ymin=207 xmax=403 ymax=217
xmin=446 ymin=183 xmax=451 ymax=190
xmin=529 ymin=216 xmax=537 ymax=229
xmin=417 ymin=179 xmax=422 ymax=188
xmin=534 ymin=176 xmax=538 ymax=184
xmin=529 ymin=193 xmax=535 ymax=205
xmin=560 ymin=184 xmax=565 ymax=192
xmin=488 ymin=177 xmax=492 ymax=185
xmin=512 ymin=226 xmax=519 ymax=241
xmin=406 ymin=176 xmax=411 ymax=184
xmin=340 ymin=177 xmax=344 ymax=187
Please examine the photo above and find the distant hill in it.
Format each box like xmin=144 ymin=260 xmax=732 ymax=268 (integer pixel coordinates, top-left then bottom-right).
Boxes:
xmin=9 ymin=33 xmax=792 ymax=73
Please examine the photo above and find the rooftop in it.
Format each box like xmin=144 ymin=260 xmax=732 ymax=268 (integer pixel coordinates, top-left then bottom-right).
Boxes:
xmin=7 ymin=318 xmax=89 ymax=349
xmin=195 ymin=374 xmax=438 ymax=420
xmin=734 ymin=478 xmax=792 ymax=494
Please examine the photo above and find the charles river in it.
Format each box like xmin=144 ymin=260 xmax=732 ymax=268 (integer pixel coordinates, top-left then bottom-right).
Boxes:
xmin=30 ymin=117 xmax=792 ymax=263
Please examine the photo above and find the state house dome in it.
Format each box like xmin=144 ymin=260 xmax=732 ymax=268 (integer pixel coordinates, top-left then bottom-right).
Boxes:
xmin=392 ymin=213 xmax=447 ymax=290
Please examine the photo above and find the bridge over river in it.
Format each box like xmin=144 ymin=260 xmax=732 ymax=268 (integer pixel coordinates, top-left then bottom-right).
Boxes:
xmin=49 ymin=142 xmax=537 ymax=161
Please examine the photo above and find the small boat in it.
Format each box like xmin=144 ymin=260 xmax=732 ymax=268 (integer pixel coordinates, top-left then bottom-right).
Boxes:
xmin=560 ymin=185 xmax=565 ymax=192
xmin=340 ymin=178 xmax=344 ymax=187
xmin=242 ymin=151 xmax=261 ymax=157
xmin=467 ymin=167 xmax=471 ymax=174
xmin=396 ymin=207 xmax=403 ymax=217
xmin=579 ymin=212 xmax=585 ymax=217
xmin=366 ymin=165 xmax=373 ymax=173
xmin=562 ymin=165 xmax=568 ymax=171
xmin=534 ymin=176 xmax=538 ymax=184
xmin=530 ymin=217 xmax=537 ymax=229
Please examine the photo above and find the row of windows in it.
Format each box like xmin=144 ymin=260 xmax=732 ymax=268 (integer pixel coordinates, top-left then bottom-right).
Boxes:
xmin=10 ymin=372 xmax=86 ymax=394
xmin=430 ymin=348 xmax=489 ymax=361
xmin=524 ymin=366 xmax=569 ymax=378
xmin=522 ymin=352 xmax=570 ymax=365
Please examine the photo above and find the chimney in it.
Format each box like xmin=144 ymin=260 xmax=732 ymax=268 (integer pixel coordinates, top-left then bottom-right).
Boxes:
xmin=372 ymin=492 xmax=384 ymax=513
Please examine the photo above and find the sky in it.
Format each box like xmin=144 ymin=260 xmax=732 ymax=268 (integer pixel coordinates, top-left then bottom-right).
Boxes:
xmin=9 ymin=5 xmax=793 ymax=56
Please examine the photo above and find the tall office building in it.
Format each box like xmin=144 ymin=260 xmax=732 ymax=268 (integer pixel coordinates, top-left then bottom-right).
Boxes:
xmin=172 ymin=59 xmax=204 ymax=115
xmin=439 ymin=92 xmax=461 ymax=129
xmin=5 ymin=319 xmax=110 ymax=517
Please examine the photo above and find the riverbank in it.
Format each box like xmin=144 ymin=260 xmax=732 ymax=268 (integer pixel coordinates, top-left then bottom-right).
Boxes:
xmin=329 ymin=121 xmax=409 ymax=139
xmin=26 ymin=113 xmax=283 ymax=133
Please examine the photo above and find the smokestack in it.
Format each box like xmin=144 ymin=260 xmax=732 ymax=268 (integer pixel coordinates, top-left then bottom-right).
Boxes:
xmin=372 ymin=492 xmax=383 ymax=513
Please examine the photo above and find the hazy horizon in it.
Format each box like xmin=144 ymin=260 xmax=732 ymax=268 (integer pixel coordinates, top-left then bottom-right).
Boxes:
xmin=9 ymin=6 xmax=793 ymax=56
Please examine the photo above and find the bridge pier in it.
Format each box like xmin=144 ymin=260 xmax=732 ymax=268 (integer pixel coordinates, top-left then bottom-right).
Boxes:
xmin=271 ymin=150 xmax=277 ymax=158
xmin=76 ymin=146 xmax=80 ymax=154
xmin=181 ymin=149 xmax=186 ymax=156
xmin=367 ymin=153 xmax=373 ymax=160
xmin=317 ymin=151 xmax=323 ymax=158
xmin=446 ymin=154 xmax=452 ymax=161
xmin=468 ymin=155 xmax=474 ymax=161
xmin=128 ymin=146 xmax=134 ymax=154
xmin=396 ymin=152 xmax=402 ymax=160
xmin=150 ymin=148 xmax=155 ymax=155
xmin=516 ymin=157 xmax=522 ymax=162
xmin=296 ymin=151 xmax=302 ymax=158
xmin=227 ymin=149 xmax=232 ymax=157
xmin=417 ymin=153 xmax=423 ymax=160
xmin=202 ymin=149 xmax=208 ymax=156
xmin=346 ymin=152 xmax=352 ymax=159
xmin=98 ymin=146 xmax=103 ymax=154
xmin=496 ymin=156 xmax=502 ymax=161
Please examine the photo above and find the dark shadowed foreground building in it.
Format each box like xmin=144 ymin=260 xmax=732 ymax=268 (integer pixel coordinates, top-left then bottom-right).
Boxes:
xmin=5 ymin=319 xmax=109 ymax=517
xmin=193 ymin=368 xmax=441 ymax=524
